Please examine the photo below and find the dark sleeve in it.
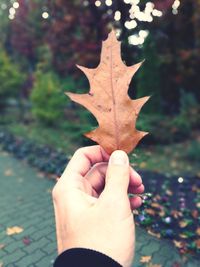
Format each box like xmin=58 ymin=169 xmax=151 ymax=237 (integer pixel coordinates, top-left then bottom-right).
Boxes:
xmin=54 ymin=248 xmax=122 ymax=267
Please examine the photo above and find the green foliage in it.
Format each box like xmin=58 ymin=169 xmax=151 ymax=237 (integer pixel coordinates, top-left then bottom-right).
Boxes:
xmin=137 ymin=35 xmax=162 ymax=113
xmin=0 ymin=47 xmax=26 ymax=108
xmin=31 ymin=70 xmax=66 ymax=126
xmin=178 ymin=90 xmax=200 ymax=128
xmin=186 ymin=141 xmax=200 ymax=162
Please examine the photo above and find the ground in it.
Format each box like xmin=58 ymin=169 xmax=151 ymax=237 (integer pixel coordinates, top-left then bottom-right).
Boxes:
xmin=0 ymin=150 xmax=199 ymax=267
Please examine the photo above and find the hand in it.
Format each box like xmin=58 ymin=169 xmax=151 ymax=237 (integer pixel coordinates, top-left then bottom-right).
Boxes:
xmin=52 ymin=146 xmax=144 ymax=267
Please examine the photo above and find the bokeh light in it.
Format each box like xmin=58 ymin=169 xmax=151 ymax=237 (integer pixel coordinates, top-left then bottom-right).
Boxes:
xmin=42 ymin=12 xmax=49 ymax=19
xmin=13 ymin=2 xmax=19 ymax=9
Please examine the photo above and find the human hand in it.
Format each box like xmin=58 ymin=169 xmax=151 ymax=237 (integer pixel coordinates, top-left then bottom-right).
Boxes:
xmin=52 ymin=146 xmax=144 ymax=267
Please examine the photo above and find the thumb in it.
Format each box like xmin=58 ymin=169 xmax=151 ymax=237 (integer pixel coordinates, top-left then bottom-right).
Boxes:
xmin=104 ymin=150 xmax=130 ymax=196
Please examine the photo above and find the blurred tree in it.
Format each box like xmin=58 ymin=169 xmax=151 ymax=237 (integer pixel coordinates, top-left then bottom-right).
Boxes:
xmin=143 ymin=0 xmax=200 ymax=113
xmin=47 ymin=0 xmax=111 ymax=76
xmin=10 ymin=0 xmax=49 ymax=69
xmin=0 ymin=1 xmax=15 ymax=51
xmin=0 ymin=46 xmax=26 ymax=110
xmin=9 ymin=0 xmax=51 ymax=107
xmin=31 ymin=69 xmax=66 ymax=126
xmin=153 ymin=0 xmax=174 ymax=11
xmin=137 ymin=35 xmax=162 ymax=113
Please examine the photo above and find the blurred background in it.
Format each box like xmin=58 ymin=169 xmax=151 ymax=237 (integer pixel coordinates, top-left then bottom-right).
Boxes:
xmin=0 ymin=0 xmax=200 ymax=264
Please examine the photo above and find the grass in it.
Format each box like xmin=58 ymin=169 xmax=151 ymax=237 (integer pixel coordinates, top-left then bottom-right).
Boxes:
xmin=3 ymin=121 xmax=200 ymax=177
xmin=5 ymin=122 xmax=81 ymax=153
xmin=130 ymin=141 xmax=200 ymax=177
xmin=1 ymin=107 xmax=200 ymax=177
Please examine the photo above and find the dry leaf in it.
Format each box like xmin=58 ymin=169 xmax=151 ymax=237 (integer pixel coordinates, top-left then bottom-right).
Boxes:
xmin=4 ymin=169 xmax=13 ymax=176
xmin=192 ymin=185 xmax=200 ymax=193
xmin=179 ymin=234 xmax=188 ymax=239
xmin=66 ymin=30 xmax=149 ymax=154
xmin=166 ymin=190 xmax=173 ymax=196
xmin=195 ymin=239 xmax=200 ymax=249
xmin=196 ymin=227 xmax=200 ymax=236
xmin=6 ymin=226 xmax=24 ymax=236
xmin=171 ymin=210 xmax=183 ymax=219
xmin=139 ymin=162 xmax=147 ymax=168
xmin=140 ymin=255 xmax=152 ymax=263
xmin=191 ymin=210 xmax=198 ymax=219
xmin=173 ymin=240 xmax=185 ymax=249
xmin=151 ymin=202 xmax=161 ymax=209
xmin=145 ymin=209 xmax=156 ymax=216
xmin=153 ymin=195 xmax=161 ymax=201
xmin=0 ymin=244 xmax=5 ymax=250
xmin=158 ymin=210 xmax=165 ymax=217
xmin=147 ymin=230 xmax=161 ymax=239
xmin=196 ymin=202 xmax=200 ymax=208
xmin=179 ymin=221 xmax=189 ymax=228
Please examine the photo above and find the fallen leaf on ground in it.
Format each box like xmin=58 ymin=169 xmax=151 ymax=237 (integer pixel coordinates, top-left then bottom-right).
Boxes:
xmin=140 ymin=255 xmax=152 ymax=263
xmin=140 ymin=162 xmax=147 ymax=168
xmin=151 ymin=202 xmax=161 ymax=209
xmin=166 ymin=190 xmax=173 ymax=196
xmin=4 ymin=169 xmax=13 ymax=176
xmin=158 ymin=210 xmax=165 ymax=217
xmin=147 ymin=230 xmax=161 ymax=238
xmin=173 ymin=240 xmax=185 ymax=249
xmin=192 ymin=185 xmax=200 ymax=193
xmin=179 ymin=234 xmax=189 ymax=239
xmin=196 ymin=227 xmax=200 ymax=236
xmin=171 ymin=210 xmax=182 ymax=219
xmin=66 ymin=30 xmax=149 ymax=154
xmin=195 ymin=239 xmax=200 ymax=249
xmin=145 ymin=209 xmax=156 ymax=216
xmin=0 ymin=244 xmax=5 ymax=250
xmin=191 ymin=210 xmax=198 ymax=219
xmin=6 ymin=226 xmax=24 ymax=235
xmin=179 ymin=221 xmax=189 ymax=228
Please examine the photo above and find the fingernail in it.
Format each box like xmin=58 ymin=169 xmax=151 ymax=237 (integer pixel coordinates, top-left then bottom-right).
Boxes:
xmin=109 ymin=150 xmax=128 ymax=165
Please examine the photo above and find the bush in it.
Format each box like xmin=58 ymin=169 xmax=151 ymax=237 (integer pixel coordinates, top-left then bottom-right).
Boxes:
xmin=0 ymin=47 xmax=26 ymax=109
xmin=31 ymin=70 xmax=66 ymax=126
xmin=186 ymin=141 xmax=200 ymax=162
xmin=178 ymin=90 xmax=200 ymax=128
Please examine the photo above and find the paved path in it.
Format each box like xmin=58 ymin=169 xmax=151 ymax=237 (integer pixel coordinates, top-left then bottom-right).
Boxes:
xmin=0 ymin=150 xmax=199 ymax=267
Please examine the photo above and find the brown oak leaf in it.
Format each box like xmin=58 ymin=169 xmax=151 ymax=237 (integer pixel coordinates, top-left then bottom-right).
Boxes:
xmin=66 ymin=30 xmax=149 ymax=154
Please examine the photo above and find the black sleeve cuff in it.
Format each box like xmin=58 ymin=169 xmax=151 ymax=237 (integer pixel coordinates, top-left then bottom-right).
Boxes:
xmin=54 ymin=248 xmax=122 ymax=267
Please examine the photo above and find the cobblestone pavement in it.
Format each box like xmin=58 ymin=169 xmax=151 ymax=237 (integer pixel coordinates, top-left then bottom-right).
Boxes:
xmin=0 ymin=150 xmax=199 ymax=267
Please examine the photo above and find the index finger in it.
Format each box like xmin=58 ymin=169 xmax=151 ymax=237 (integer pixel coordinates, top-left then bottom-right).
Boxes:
xmin=63 ymin=145 xmax=110 ymax=177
